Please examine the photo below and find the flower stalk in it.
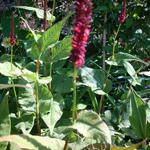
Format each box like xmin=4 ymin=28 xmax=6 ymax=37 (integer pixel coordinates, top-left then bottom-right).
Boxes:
xmin=72 ymin=67 xmax=78 ymax=121
xmin=70 ymin=0 xmax=92 ymax=121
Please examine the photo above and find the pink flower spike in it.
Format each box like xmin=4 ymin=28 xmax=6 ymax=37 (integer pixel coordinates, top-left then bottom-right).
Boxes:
xmin=70 ymin=0 xmax=93 ymax=69
xmin=118 ymin=0 xmax=127 ymax=24
xmin=10 ymin=13 xmax=16 ymax=46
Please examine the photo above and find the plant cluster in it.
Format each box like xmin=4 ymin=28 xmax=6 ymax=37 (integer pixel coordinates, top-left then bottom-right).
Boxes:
xmin=0 ymin=0 xmax=150 ymax=150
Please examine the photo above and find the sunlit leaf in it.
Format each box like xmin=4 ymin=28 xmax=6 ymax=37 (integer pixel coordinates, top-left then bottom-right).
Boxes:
xmin=72 ymin=110 xmax=111 ymax=144
xmin=0 ymin=134 xmax=67 ymax=150
xmin=0 ymin=93 xmax=11 ymax=150
xmin=15 ymin=6 xmax=55 ymax=22
xmin=129 ymin=89 xmax=147 ymax=138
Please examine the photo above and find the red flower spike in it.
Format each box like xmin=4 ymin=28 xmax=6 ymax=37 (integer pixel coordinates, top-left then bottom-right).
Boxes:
xmin=118 ymin=0 xmax=126 ymax=24
xmin=10 ymin=13 xmax=16 ymax=46
xmin=70 ymin=0 xmax=93 ymax=69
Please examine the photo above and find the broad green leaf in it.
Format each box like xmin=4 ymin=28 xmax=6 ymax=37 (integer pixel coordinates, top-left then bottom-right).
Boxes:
xmin=41 ymin=101 xmax=63 ymax=135
xmin=10 ymin=143 xmax=21 ymax=150
xmin=123 ymin=61 xmax=141 ymax=86
xmin=15 ymin=6 xmax=55 ymax=22
xmin=21 ymin=69 xmax=38 ymax=82
xmin=80 ymin=67 xmax=112 ymax=95
xmin=37 ymin=84 xmax=53 ymax=114
xmin=30 ymin=14 xmax=71 ymax=59
xmin=18 ymin=81 xmax=35 ymax=112
xmin=129 ymin=90 xmax=147 ymax=138
xmin=52 ymin=74 xmax=72 ymax=93
xmin=0 ymin=134 xmax=67 ymax=150
xmin=106 ymin=52 xmax=147 ymax=66
xmin=15 ymin=113 xmax=35 ymax=134
xmin=72 ymin=110 xmax=111 ymax=144
xmin=38 ymin=76 xmax=52 ymax=84
xmin=0 ymin=93 xmax=11 ymax=150
xmin=18 ymin=79 xmax=52 ymax=114
xmin=41 ymin=36 xmax=72 ymax=63
xmin=0 ymin=62 xmax=22 ymax=77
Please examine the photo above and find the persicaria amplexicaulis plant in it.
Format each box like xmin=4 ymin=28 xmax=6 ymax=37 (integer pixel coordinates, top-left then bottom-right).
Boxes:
xmin=10 ymin=12 xmax=16 ymax=46
xmin=118 ymin=0 xmax=126 ymax=24
xmin=70 ymin=0 xmax=93 ymax=69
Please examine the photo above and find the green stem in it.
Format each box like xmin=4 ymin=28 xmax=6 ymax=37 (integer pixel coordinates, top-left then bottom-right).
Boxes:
xmin=35 ymin=81 xmax=41 ymax=135
xmin=10 ymin=46 xmax=13 ymax=69
xmin=99 ymin=24 xmax=121 ymax=113
xmin=99 ymin=95 xmax=104 ymax=114
xmin=48 ymin=62 xmax=53 ymax=89
xmin=11 ymin=79 xmax=20 ymax=117
xmin=10 ymin=46 xmax=20 ymax=117
xmin=112 ymin=24 xmax=121 ymax=58
xmin=48 ymin=48 xmax=53 ymax=90
xmin=52 ymin=0 xmax=56 ymax=16
xmin=72 ymin=67 xmax=78 ymax=122
xmin=35 ymin=59 xmax=41 ymax=135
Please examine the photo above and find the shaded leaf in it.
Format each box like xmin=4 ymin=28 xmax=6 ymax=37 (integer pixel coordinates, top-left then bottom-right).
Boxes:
xmin=52 ymin=74 xmax=72 ymax=93
xmin=129 ymin=89 xmax=147 ymax=138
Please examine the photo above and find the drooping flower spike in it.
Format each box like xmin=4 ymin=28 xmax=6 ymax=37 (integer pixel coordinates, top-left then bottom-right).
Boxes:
xmin=118 ymin=0 xmax=126 ymax=24
xmin=70 ymin=0 xmax=93 ymax=69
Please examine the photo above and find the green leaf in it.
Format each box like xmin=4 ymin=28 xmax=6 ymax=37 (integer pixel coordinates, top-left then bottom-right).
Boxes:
xmin=15 ymin=113 xmax=35 ymax=134
xmin=80 ymin=67 xmax=112 ymax=95
xmin=15 ymin=6 xmax=55 ymax=22
xmin=30 ymin=14 xmax=71 ymax=59
xmin=0 ymin=134 xmax=68 ymax=150
xmin=41 ymin=101 xmax=63 ymax=135
xmin=18 ymin=81 xmax=35 ymax=113
xmin=18 ymin=79 xmax=52 ymax=114
xmin=0 ymin=62 xmax=22 ymax=77
xmin=0 ymin=93 xmax=11 ymax=150
xmin=41 ymin=36 xmax=72 ymax=63
xmin=38 ymin=76 xmax=52 ymax=84
xmin=52 ymin=74 xmax=72 ymax=93
xmin=38 ymin=84 xmax=53 ymax=115
xmin=72 ymin=110 xmax=111 ymax=144
xmin=106 ymin=52 xmax=147 ymax=66
xmin=123 ymin=61 xmax=141 ymax=86
xmin=129 ymin=89 xmax=147 ymax=138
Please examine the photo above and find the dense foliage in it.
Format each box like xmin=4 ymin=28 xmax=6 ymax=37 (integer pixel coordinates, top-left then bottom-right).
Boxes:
xmin=0 ymin=0 xmax=150 ymax=149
